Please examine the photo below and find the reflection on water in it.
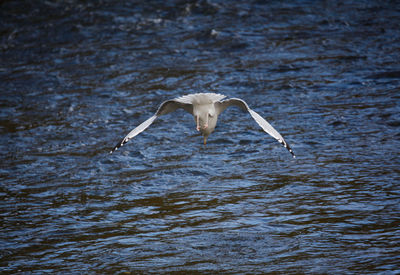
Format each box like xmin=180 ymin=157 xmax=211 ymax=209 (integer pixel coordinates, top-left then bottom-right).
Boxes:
xmin=1 ymin=0 xmax=399 ymax=273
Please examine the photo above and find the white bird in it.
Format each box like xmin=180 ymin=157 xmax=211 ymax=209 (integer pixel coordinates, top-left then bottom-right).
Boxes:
xmin=110 ymin=93 xmax=295 ymax=158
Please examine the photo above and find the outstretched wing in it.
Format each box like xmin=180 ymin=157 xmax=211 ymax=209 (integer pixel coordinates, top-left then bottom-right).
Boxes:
xmin=216 ymin=98 xmax=295 ymax=158
xmin=110 ymin=99 xmax=193 ymax=154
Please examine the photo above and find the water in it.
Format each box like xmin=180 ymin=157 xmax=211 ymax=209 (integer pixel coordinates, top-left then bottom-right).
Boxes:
xmin=1 ymin=0 xmax=399 ymax=273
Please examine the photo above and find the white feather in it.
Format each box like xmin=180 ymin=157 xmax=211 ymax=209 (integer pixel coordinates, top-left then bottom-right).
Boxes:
xmin=176 ymin=93 xmax=226 ymax=105
xmin=111 ymin=93 xmax=295 ymax=158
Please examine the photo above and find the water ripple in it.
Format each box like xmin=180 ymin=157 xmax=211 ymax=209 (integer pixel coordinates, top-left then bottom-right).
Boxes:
xmin=1 ymin=0 xmax=399 ymax=273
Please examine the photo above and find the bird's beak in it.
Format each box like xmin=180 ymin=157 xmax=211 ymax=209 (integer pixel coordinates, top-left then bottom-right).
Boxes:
xmin=203 ymin=136 xmax=207 ymax=145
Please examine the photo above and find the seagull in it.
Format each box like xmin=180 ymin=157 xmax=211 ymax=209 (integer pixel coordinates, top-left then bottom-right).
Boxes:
xmin=110 ymin=93 xmax=295 ymax=158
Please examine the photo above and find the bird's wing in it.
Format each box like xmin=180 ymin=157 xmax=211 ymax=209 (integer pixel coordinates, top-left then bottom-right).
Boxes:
xmin=216 ymin=98 xmax=296 ymax=158
xmin=110 ymin=99 xmax=193 ymax=154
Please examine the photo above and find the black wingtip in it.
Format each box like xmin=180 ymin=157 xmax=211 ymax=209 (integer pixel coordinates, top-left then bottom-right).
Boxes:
xmin=110 ymin=138 xmax=126 ymax=154
xmin=112 ymin=144 xmax=123 ymax=154
xmin=279 ymin=139 xmax=296 ymax=159
xmin=109 ymin=146 xmax=118 ymax=154
xmin=287 ymin=145 xmax=296 ymax=159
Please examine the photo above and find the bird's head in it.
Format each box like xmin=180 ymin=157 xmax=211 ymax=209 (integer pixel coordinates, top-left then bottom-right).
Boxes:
xmin=194 ymin=104 xmax=218 ymax=140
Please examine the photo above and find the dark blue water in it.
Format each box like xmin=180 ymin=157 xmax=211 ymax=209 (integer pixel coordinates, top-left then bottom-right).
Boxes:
xmin=1 ymin=0 xmax=399 ymax=273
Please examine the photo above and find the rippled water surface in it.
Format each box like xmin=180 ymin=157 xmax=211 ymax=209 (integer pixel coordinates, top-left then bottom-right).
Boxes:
xmin=1 ymin=0 xmax=400 ymax=273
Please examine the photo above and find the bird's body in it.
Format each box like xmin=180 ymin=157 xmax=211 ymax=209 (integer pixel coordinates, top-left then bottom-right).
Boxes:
xmin=111 ymin=93 xmax=295 ymax=158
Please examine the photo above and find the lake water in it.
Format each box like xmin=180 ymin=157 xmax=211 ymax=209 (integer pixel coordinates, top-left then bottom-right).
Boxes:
xmin=1 ymin=0 xmax=399 ymax=273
